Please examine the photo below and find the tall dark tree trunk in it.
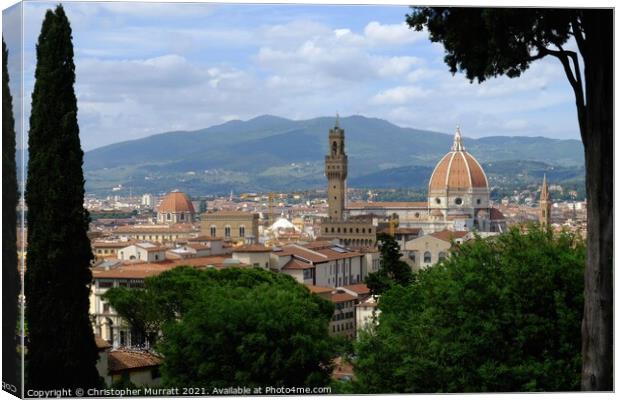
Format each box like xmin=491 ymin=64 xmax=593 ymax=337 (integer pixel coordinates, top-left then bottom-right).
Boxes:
xmin=2 ymin=37 xmax=20 ymax=397
xmin=580 ymin=10 xmax=613 ymax=391
xmin=25 ymin=6 xmax=101 ymax=390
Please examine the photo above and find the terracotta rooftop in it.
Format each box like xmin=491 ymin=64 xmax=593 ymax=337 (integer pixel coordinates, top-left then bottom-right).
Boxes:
xmin=342 ymin=283 xmax=370 ymax=295
xmin=115 ymin=224 xmax=198 ymax=234
xmin=157 ymin=191 xmax=195 ymax=214
xmin=94 ymin=336 xmax=112 ymax=350
xmin=108 ymin=349 xmax=163 ymax=373
xmin=490 ymin=207 xmax=506 ymax=220
xmin=282 ymin=259 xmax=313 ymax=270
xmin=92 ymin=255 xmax=235 ymax=279
xmin=347 ymin=201 xmax=428 ymax=209
xmin=233 ymin=244 xmax=272 ymax=253
xmin=305 ymin=284 xmax=333 ymax=294
xmin=276 ymin=244 xmax=363 ymax=263
xmin=429 ymin=230 xmax=469 ymax=242
xmin=428 ymin=132 xmax=488 ymax=192
xmin=329 ymin=291 xmax=357 ymax=303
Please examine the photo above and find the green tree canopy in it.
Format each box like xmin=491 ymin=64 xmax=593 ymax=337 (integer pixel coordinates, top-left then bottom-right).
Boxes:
xmin=25 ymin=5 xmax=100 ymax=390
xmin=2 ymin=37 xmax=19 ymax=394
xmin=104 ymin=267 xmax=336 ymax=388
xmin=365 ymin=233 xmax=414 ymax=296
xmin=406 ymin=8 xmax=612 ymax=390
xmin=355 ymin=227 xmax=585 ymax=393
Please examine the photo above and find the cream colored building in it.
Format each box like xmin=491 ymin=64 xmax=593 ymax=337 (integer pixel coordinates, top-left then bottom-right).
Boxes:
xmin=117 ymin=242 xmax=167 ymax=262
xmin=201 ymin=211 xmax=259 ymax=243
xmin=232 ymin=244 xmax=272 ymax=269
xmin=114 ymin=224 xmax=200 ymax=244
xmin=272 ymin=242 xmax=366 ymax=288
xmin=402 ymin=230 xmax=467 ymax=270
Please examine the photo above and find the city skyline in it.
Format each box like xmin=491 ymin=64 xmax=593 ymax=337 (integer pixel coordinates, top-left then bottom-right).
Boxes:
xmin=3 ymin=1 xmax=581 ymax=151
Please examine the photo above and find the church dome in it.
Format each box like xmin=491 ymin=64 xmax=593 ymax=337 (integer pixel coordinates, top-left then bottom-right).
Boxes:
xmin=429 ymin=128 xmax=488 ymax=192
xmin=158 ymin=190 xmax=195 ymax=214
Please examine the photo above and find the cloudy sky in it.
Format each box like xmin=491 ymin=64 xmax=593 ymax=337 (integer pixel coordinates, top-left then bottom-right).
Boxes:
xmin=4 ymin=1 xmax=581 ymax=150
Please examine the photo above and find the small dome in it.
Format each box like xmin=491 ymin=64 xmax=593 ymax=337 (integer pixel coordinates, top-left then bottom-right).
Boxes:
xmin=158 ymin=191 xmax=195 ymax=214
xmin=429 ymin=128 xmax=488 ymax=192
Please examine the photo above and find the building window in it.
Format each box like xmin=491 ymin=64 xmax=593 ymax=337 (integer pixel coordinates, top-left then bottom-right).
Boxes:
xmin=167 ymin=213 xmax=171 ymax=220
xmin=303 ymin=269 xmax=313 ymax=280
xmin=239 ymin=226 xmax=245 ymax=238
xmin=424 ymin=251 xmax=432 ymax=263
xmin=331 ymin=227 xmax=335 ymax=233
xmin=438 ymin=252 xmax=447 ymax=261
xmin=415 ymin=212 xmax=420 ymax=218
xmin=455 ymin=197 xmax=463 ymax=205
xmin=435 ymin=197 xmax=441 ymax=204
xmin=356 ymin=228 xmax=359 ymax=233
xmin=409 ymin=252 xmax=417 ymax=263
xmin=224 ymin=226 xmax=231 ymax=238
xmin=210 ymin=225 xmax=216 ymax=237
xmin=325 ymin=227 xmax=328 ymax=233
xmin=477 ymin=198 xmax=481 ymax=205
xmin=180 ymin=213 xmax=184 ymax=221
xmin=155 ymin=254 xmax=159 ymax=261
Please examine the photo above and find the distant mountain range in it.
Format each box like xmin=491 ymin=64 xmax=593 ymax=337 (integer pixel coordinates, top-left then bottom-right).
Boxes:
xmin=83 ymin=115 xmax=585 ymax=196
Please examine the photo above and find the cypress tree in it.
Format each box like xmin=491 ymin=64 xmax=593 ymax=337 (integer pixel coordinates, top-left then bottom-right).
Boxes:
xmin=3 ymin=37 xmax=20 ymax=395
xmin=25 ymin=5 xmax=100 ymax=390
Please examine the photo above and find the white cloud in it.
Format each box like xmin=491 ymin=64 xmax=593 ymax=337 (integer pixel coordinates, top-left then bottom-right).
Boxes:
xmin=371 ymin=85 xmax=431 ymax=105
xmin=363 ymin=21 xmax=426 ymax=46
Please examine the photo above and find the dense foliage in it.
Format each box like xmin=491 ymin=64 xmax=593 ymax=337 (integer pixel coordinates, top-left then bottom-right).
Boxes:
xmin=406 ymin=8 xmax=612 ymax=390
xmin=104 ymin=267 xmax=336 ymax=388
xmin=355 ymin=227 xmax=585 ymax=393
xmin=2 ymin=37 xmax=19 ymax=393
xmin=365 ymin=233 xmax=414 ymax=296
xmin=24 ymin=6 xmax=100 ymax=390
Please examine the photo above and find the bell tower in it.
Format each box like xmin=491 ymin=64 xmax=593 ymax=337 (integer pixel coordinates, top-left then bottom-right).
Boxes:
xmin=539 ymin=174 xmax=551 ymax=227
xmin=325 ymin=115 xmax=347 ymax=221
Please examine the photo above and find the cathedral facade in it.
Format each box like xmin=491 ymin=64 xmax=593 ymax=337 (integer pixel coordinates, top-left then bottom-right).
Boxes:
xmin=319 ymin=120 xmax=506 ymax=245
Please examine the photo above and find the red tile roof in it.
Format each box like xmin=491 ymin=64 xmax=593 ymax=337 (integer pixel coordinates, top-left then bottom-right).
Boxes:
xmin=92 ymin=256 xmax=236 ymax=279
xmin=490 ymin=207 xmax=506 ymax=220
xmin=347 ymin=201 xmax=428 ymax=209
xmin=108 ymin=350 xmax=163 ymax=373
xmin=429 ymin=230 xmax=468 ymax=242
xmin=282 ymin=259 xmax=313 ymax=270
xmin=233 ymin=244 xmax=272 ymax=253
xmin=158 ymin=191 xmax=195 ymax=214
xmin=342 ymin=283 xmax=370 ymax=295
xmin=329 ymin=292 xmax=357 ymax=303
xmin=305 ymin=284 xmax=333 ymax=294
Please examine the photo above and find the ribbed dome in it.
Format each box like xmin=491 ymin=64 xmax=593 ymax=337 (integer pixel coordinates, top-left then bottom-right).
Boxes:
xmin=158 ymin=191 xmax=195 ymax=213
xmin=429 ymin=128 xmax=488 ymax=192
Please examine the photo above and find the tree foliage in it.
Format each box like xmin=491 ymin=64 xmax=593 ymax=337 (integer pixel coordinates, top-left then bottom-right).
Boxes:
xmin=2 ymin=37 xmax=19 ymax=393
xmin=406 ymin=8 xmax=612 ymax=390
xmin=105 ymin=267 xmax=336 ymax=388
xmin=24 ymin=5 xmax=100 ymax=390
xmin=355 ymin=227 xmax=585 ymax=393
xmin=365 ymin=233 xmax=414 ymax=296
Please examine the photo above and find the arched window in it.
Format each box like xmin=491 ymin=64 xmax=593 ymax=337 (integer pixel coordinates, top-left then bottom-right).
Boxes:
xmin=239 ymin=225 xmax=246 ymax=238
xmin=409 ymin=251 xmax=417 ymax=263
xmin=438 ymin=252 xmax=447 ymax=262
xmin=424 ymin=251 xmax=432 ymax=264
xmin=167 ymin=213 xmax=171 ymax=220
xmin=332 ymin=141 xmax=338 ymax=155
xmin=210 ymin=225 xmax=217 ymax=237
xmin=224 ymin=225 xmax=231 ymax=238
xmin=325 ymin=227 xmax=328 ymax=233
xmin=356 ymin=228 xmax=359 ymax=233
xmin=180 ymin=213 xmax=185 ymax=220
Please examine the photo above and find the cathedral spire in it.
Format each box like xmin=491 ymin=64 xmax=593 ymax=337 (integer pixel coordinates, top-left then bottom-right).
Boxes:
xmin=541 ymin=173 xmax=549 ymax=199
xmin=451 ymin=125 xmax=465 ymax=151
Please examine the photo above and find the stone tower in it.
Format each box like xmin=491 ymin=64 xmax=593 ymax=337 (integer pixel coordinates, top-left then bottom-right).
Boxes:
xmin=325 ymin=116 xmax=348 ymax=221
xmin=539 ymin=174 xmax=551 ymax=227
